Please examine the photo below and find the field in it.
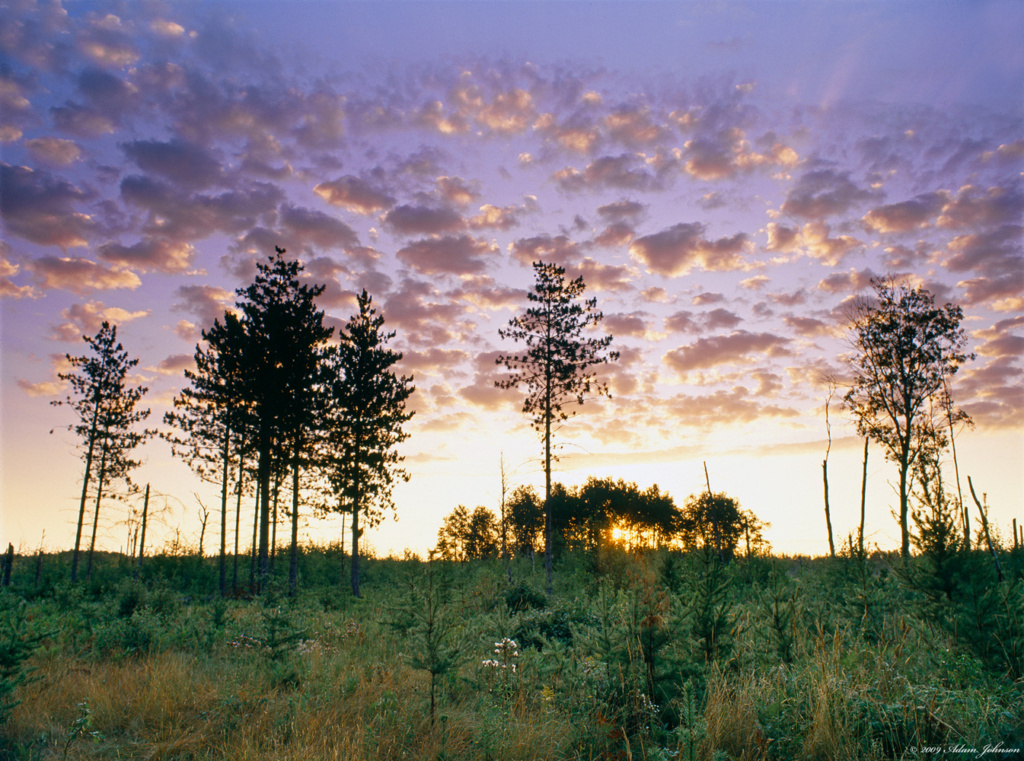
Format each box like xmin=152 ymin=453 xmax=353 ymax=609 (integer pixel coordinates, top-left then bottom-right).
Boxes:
xmin=2 ymin=544 xmax=1022 ymax=760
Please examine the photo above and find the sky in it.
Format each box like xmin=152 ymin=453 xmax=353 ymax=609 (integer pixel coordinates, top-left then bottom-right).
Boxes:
xmin=1 ymin=0 xmax=1022 ymax=560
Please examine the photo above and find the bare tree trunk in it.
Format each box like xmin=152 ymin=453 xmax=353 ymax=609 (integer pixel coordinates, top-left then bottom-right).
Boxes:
xmin=250 ymin=477 xmax=261 ymax=590
xmin=289 ymin=444 xmax=300 ymax=597
xmin=544 ymin=410 xmax=552 ymax=596
xmin=968 ymin=476 xmax=1004 ymax=583
xmin=859 ymin=438 xmax=869 ymax=556
xmin=822 ymin=388 xmax=835 ymax=557
xmin=256 ymin=429 xmax=272 ymax=587
xmin=500 ymin=453 xmax=511 ymax=585
xmin=350 ymin=500 xmax=361 ymax=598
xmin=86 ymin=439 xmax=109 ymax=580
xmin=339 ymin=512 xmax=346 ymax=586
xmin=2 ymin=544 xmax=12 ymax=586
xmin=822 ymin=461 xmax=835 ymax=557
xmin=135 ymin=484 xmax=149 ymax=580
xmin=219 ymin=425 xmax=230 ymax=597
xmin=233 ymin=455 xmax=244 ymax=594
xmin=944 ymin=379 xmax=969 ymax=549
xmin=899 ymin=446 xmax=911 ymax=560
xmin=71 ymin=401 xmax=101 ymax=583
xmin=270 ymin=467 xmax=280 ymax=572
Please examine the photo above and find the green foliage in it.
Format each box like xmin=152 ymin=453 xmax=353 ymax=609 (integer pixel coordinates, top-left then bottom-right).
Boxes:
xmin=843 ymin=277 xmax=973 ymax=557
xmin=688 ymin=550 xmax=734 ymax=663
xmin=4 ymin=544 xmax=1023 ymax=759
xmin=436 ymin=505 xmax=499 ymax=561
xmin=761 ymin=563 xmax=799 ymax=664
xmin=402 ymin=554 xmax=460 ymax=723
xmin=0 ymin=597 xmax=46 ymax=724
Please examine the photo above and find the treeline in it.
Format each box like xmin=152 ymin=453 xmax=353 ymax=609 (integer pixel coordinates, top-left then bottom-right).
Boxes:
xmin=436 ymin=477 xmax=768 ymax=562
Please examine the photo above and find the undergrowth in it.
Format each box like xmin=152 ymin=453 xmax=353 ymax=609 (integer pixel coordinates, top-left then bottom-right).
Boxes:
xmin=1 ymin=544 xmax=1022 ymax=760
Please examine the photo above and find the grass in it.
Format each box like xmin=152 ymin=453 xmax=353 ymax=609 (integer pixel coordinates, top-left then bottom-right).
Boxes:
xmin=1 ymin=545 xmax=1022 ymax=760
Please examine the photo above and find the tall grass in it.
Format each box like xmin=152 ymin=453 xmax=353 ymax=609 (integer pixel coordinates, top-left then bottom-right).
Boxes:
xmin=2 ymin=546 xmax=1022 ymax=759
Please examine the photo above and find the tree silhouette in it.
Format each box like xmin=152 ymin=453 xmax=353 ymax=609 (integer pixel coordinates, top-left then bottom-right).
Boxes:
xmin=233 ymin=247 xmax=333 ymax=587
xmin=324 ymin=290 xmax=414 ymax=597
xmin=506 ymin=485 xmax=544 ymax=557
xmin=165 ymin=312 xmax=249 ymax=596
xmin=843 ymin=277 xmax=972 ymax=559
xmin=677 ymin=491 xmax=756 ymax=561
xmin=496 ymin=260 xmax=618 ymax=594
xmin=53 ymin=322 xmax=152 ymax=581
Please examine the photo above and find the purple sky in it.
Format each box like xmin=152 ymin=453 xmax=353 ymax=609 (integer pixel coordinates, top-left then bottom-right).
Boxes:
xmin=2 ymin=0 xmax=1022 ymax=558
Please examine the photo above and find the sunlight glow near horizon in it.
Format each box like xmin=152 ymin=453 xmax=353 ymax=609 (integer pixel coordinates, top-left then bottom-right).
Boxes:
xmin=1 ymin=0 xmax=1022 ymax=559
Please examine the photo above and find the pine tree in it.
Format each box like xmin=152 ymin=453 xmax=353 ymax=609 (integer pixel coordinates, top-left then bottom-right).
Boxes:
xmin=233 ymin=247 xmax=333 ymax=589
xmin=165 ymin=312 xmax=249 ymax=596
xmin=324 ymin=290 xmax=414 ymax=597
xmin=53 ymin=322 xmax=151 ymax=582
xmin=496 ymin=260 xmax=618 ymax=593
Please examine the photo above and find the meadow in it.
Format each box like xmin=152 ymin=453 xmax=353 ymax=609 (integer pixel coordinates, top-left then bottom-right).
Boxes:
xmin=1 ymin=541 xmax=1022 ymax=760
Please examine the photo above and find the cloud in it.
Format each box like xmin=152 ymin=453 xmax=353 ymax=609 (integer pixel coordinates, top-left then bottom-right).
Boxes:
xmin=783 ymin=315 xmax=833 ymax=337
xmin=50 ymin=300 xmax=150 ymax=342
xmin=937 ymin=185 xmax=1024 ymax=229
xmin=98 ymin=237 xmax=196 ymax=273
xmin=18 ymin=379 xmax=65 ymax=398
xmin=604 ymin=311 xmax=653 ymax=339
xmin=664 ymin=310 xmax=698 ymax=333
xmin=692 ymin=292 xmax=725 ymax=306
xmin=683 ymin=128 xmax=796 ymax=181
xmin=594 ymin=221 xmax=635 ymax=248
xmin=629 ymin=222 xmax=751 ymax=276
xmin=396 ymin=234 xmax=498 ymax=276
xmin=172 ymin=283 xmax=235 ymax=326
xmin=435 ymin=176 xmax=479 ymax=207
xmin=78 ymin=13 xmax=141 ymax=66
xmin=314 ymin=176 xmax=396 ymax=215
xmin=944 ymin=225 xmax=1022 ymax=278
xmin=383 ymin=204 xmax=464 ymax=236
xmin=780 ymin=168 xmax=879 ymax=220
xmin=400 ymin=347 xmax=472 ymax=375
xmin=704 ymin=308 xmax=742 ymax=331
xmin=383 ymin=278 xmax=471 ymax=345
xmin=664 ymin=330 xmax=790 ymax=373
xmin=26 ymin=256 xmax=141 ymax=293
xmin=509 ymin=234 xmax=581 ymax=267
xmin=0 ymin=254 xmax=37 ymax=299
xmin=278 ymin=204 xmax=359 ymax=252
xmin=476 ymin=88 xmax=535 ymax=134
xmin=120 ymin=174 xmax=285 ymax=240
xmin=597 ymin=200 xmax=646 ymax=222
xmin=862 ymin=191 xmax=947 ymax=233
xmin=662 ymin=387 xmax=800 ymax=428
xmin=152 ymin=353 xmax=193 ymax=377
xmin=604 ymin=106 xmax=665 ymax=147
xmin=121 ymin=138 xmax=223 ymax=190
xmin=553 ymin=153 xmax=658 ymax=193
xmin=468 ymin=203 xmax=529 ymax=231
xmin=25 ymin=138 xmax=82 ymax=166
xmin=765 ymin=222 xmax=862 ymax=265
xmin=0 ymin=164 xmax=96 ymax=248
xmin=817 ymin=268 xmax=878 ymax=294
xmin=571 ymin=258 xmax=634 ymax=292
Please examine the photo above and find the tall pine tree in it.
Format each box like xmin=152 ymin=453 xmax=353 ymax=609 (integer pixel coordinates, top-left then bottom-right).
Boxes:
xmin=324 ymin=290 xmax=414 ymax=597
xmin=496 ymin=261 xmax=618 ymax=594
xmin=53 ymin=322 xmax=152 ymax=582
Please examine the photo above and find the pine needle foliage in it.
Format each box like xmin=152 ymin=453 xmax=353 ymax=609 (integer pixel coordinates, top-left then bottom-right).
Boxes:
xmin=497 ymin=260 xmax=618 ymax=593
